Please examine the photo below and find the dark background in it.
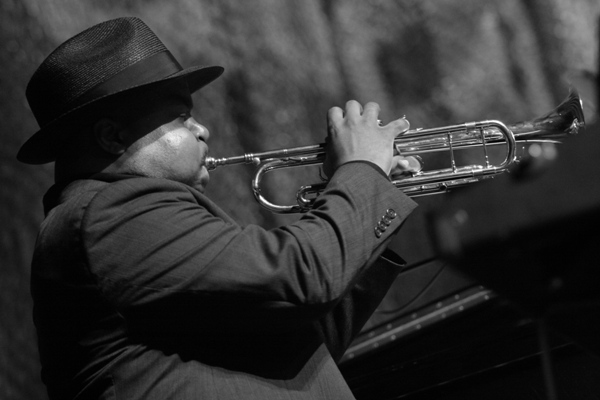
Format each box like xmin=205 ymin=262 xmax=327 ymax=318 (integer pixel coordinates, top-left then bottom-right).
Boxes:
xmin=1 ymin=0 xmax=599 ymax=398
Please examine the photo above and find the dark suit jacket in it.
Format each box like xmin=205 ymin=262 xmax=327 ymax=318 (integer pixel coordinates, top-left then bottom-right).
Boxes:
xmin=30 ymin=162 xmax=417 ymax=399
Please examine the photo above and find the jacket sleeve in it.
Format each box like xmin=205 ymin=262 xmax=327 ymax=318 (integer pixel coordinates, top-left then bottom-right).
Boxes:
xmin=82 ymin=162 xmax=417 ymax=334
xmin=316 ymin=249 xmax=407 ymax=361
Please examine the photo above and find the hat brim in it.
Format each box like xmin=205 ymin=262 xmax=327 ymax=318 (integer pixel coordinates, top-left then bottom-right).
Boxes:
xmin=17 ymin=65 xmax=224 ymax=164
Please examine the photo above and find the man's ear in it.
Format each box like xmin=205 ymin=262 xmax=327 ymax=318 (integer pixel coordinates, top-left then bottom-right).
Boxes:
xmin=92 ymin=118 xmax=128 ymax=155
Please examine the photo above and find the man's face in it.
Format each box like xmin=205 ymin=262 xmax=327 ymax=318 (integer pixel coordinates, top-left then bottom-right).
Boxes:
xmin=125 ymin=112 xmax=211 ymax=192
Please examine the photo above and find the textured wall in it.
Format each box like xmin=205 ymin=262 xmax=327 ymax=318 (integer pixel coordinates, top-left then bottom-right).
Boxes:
xmin=1 ymin=0 xmax=598 ymax=398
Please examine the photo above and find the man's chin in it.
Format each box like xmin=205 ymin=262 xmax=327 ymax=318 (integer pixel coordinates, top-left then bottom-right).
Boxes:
xmin=194 ymin=169 xmax=210 ymax=192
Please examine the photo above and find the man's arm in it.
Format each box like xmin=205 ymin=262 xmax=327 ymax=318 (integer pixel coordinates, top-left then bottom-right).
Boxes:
xmin=82 ymin=163 xmax=416 ymax=334
xmin=316 ymin=249 xmax=407 ymax=361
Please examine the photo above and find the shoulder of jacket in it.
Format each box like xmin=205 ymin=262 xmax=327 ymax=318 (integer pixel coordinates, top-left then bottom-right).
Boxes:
xmin=93 ymin=175 xmax=198 ymax=196
xmin=85 ymin=176 xmax=201 ymax=209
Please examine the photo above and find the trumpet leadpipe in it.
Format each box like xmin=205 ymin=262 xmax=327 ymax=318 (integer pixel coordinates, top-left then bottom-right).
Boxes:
xmin=205 ymin=143 xmax=326 ymax=170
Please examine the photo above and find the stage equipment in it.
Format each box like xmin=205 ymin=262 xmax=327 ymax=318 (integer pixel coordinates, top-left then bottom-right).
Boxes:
xmin=206 ymin=90 xmax=584 ymax=213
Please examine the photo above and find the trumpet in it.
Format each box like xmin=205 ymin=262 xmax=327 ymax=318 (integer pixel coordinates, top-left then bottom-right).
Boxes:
xmin=206 ymin=90 xmax=585 ymax=214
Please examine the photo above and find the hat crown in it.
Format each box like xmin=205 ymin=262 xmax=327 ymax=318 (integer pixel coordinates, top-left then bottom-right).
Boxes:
xmin=26 ymin=17 xmax=169 ymax=127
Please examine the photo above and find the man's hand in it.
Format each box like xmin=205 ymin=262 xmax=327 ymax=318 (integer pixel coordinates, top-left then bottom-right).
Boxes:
xmin=323 ymin=100 xmax=410 ymax=177
xmin=390 ymin=155 xmax=423 ymax=180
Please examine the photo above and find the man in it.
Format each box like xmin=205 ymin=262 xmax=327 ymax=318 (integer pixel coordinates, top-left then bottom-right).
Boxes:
xmin=18 ymin=17 xmax=418 ymax=399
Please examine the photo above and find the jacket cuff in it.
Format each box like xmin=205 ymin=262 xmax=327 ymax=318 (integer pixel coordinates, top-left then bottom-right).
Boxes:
xmin=340 ymin=160 xmax=389 ymax=180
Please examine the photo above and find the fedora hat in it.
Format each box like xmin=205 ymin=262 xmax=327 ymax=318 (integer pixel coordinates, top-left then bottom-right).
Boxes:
xmin=17 ymin=17 xmax=224 ymax=164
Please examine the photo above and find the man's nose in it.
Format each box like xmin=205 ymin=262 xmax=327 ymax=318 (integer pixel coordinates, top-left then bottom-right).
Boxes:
xmin=186 ymin=118 xmax=210 ymax=142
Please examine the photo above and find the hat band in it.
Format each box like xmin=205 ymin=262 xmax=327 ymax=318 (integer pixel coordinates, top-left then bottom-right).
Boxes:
xmin=75 ymin=51 xmax=183 ymax=107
